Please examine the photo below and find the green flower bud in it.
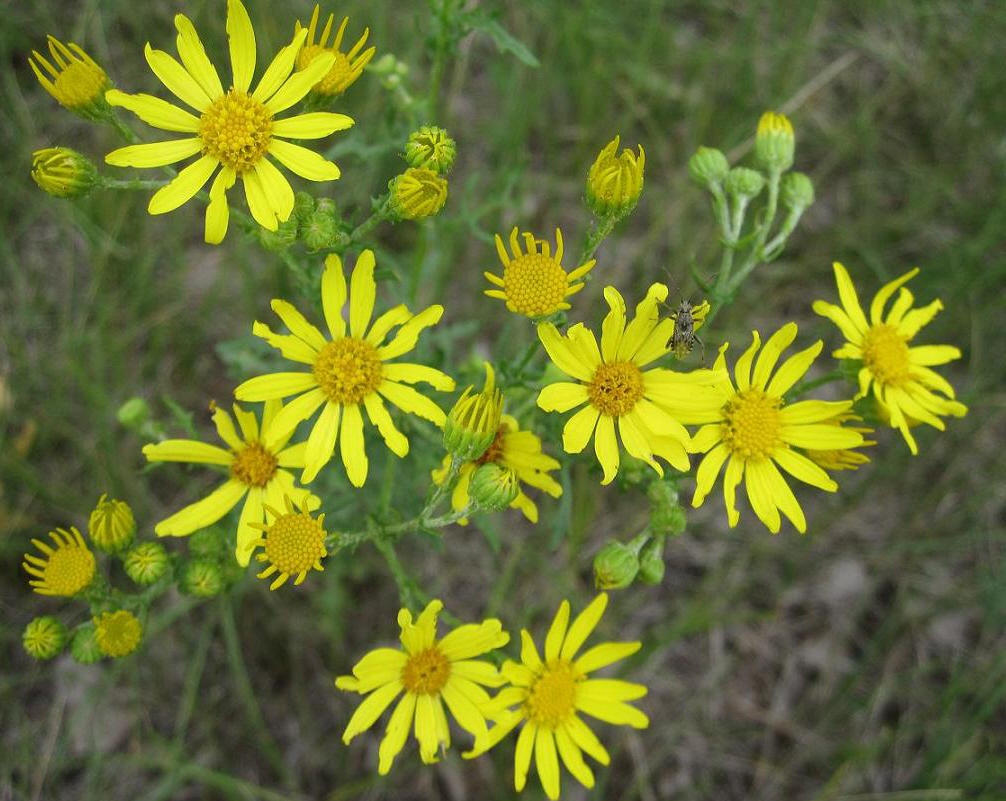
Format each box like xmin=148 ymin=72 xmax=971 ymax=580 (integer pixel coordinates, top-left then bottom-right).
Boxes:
xmin=301 ymin=208 xmax=341 ymax=251
xmin=688 ymin=147 xmax=730 ymax=188
xmin=181 ymin=559 xmax=224 ymax=597
xmin=469 ymin=464 xmax=519 ymax=512
xmin=405 ymin=126 xmax=457 ymax=174
xmin=70 ymin=622 xmax=103 ymax=664
xmin=754 ymin=111 xmax=795 ymax=172
xmin=88 ymin=494 xmax=136 ymax=553
xmin=23 ymin=616 xmax=67 ymax=660
xmin=31 ymin=147 xmax=99 ymax=198
xmin=637 ymin=537 xmax=666 ymax=585
xmin=292 ymin=191 xmax=315 ymax=225
xmin=116 ymin=397 xmax=151 ymax=430
xmin=585 ymin=135 xmax=645 ymax=219
xmin=258 ymin=216 xmax=298 ymax=251
xmin=188 ymin=528 xmax=226 ymax=559
xmin=780 ymin=171 xmax=815 ymax=211
xmin=444 ymin=363 xmax=503 ymax=461
xmin=724 ymin=167 xmax=765 ymax=201
xmin=388 ymin=168 xmax=448 ymax=220
xmin=593 ymin=541 xmax=639 ymax=590
xmin=123 ymin=541 xmax=170 ymax=586
xmin=647 ymin=481 xmax=687 ymax=537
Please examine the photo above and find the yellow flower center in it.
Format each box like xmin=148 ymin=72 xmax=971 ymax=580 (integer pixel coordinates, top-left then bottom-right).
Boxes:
xmin=44 ymin=545 xmax=96 ymax=596
xmin=231 ymin=443 xmax=278 ymax=488
xmin=526 ymin=660 xmax=579 ymax=729
xmin=297 ymin=45 xmax=353 ymax=95
xmin=721 ymin=389 xmax=782 ymax=460
xmin=262 ymin=511 xmax=327 ymax=576
xmin=503 ymin=253 xmax=569 ymax=318
xmin=199 ymin=89 xmax=274 ymax=174
xmin=54 ymin=61 xmax=107 ymax=108
xmin=94 ymin=610 xmax=142 ymax=658
xmin=862 ymin=324 xmax=911 ymax=386
xmin=588 ymin=361 xmax=645 ymax=416
xmin=475 ymin=423 xmax=509 ymax=466
xmin=401 ymin=646 xmax=451 ymax=695
xmin=313 ymin=337 xmax=384 ymax=404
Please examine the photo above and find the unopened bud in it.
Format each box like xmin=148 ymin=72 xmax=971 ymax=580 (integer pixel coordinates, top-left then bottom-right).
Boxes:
xmin=444 ymin=363 xmax=503 ymax=461
xmin=388 ymin=168 xmax=448 ymax=220
xmin=23 ymin=616 xmax=67 ymax=660
xmin=585 ymin=135 xmax=645 ymax=219
xmin=70 ymin=622 xmax=103 ymax=664
xmin=754 ymin=111 xmax=795 ymax=172
xmin=688 ymin=147 xmax=729 ymax=188
xmin=405 ymin=126 xmax=457 ymax=174
xmin=780 ymin=171 xmax=815 ymax=211
xmin=469 ymin=464 xmax=519 ymax=512
xmin=637 ymin=537 xmax=666 ymax=585
xmin=724 ymin=167 xmax=765 ymax=201
xmin=123 ymin=541 xmax=170 ymax=586
xmin=181 ymin=559 xmax=224 ymax=597
xmin=31 ymin=147 xmax=98 ymax=198
xmin=88 ymin=494 xmax=136 ymax=553
xmin=593 ymin=541 xmax=639 ymax=590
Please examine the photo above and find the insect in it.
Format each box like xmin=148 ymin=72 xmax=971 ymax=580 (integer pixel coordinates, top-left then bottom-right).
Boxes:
xmin=668 ymin=298 xmax=704 ymax=360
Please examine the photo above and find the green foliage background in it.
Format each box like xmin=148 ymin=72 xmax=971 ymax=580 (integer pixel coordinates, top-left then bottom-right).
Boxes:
xmin=2 ymin=1 xmax=1004 ymax=799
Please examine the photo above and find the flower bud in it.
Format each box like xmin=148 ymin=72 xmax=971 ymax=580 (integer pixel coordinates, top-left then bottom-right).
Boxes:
xmin=23 ymin=616 xmax=67 ymax=660
xmin=188 ymin=528 xmax=226 ymax=559
xmin=388 ymin=168 xmax=448 ymax=220
xmin=755 ymin=111 xmax=795 ymax=172
xmin=780 ymin=171 xmax=815 ymax=211
xmin=117 ymin=397 xmax=151 ymax=430
xmin=444 ymin=363 xmax=503 ymax=461
xmin=724 ymin=167 xmax=765 ymax=201
xmin=292 ymin=191 xmax=315 ymax=225
xmin=585 ymin=135 xmax=645 ymax=219
xmin=468 ymin=464 xmax=519 ymax=512
xmin=259 ymin=217 xmax=298 ymax=251
xmin=123 ymin=541 xmax=170 ymax=586
xmin=637 ymin=537 xmax=666 ymax=585
xmin=181 ymin=559 xmax=224 ymax=597
xmin=88 ymin=494 xmax=136 ymax=553
xmin=31 ymin=147 xmax=98 ymax=198
xmin=405 ymin=126 xmax=457 ymax=174
xmin=593 ymin=541 xmax=639 ymax=590
xmin=647 ymin=481 xmax=687 ymax=537
xmin=28 ymin=38 xmax=111 ymax=120
xmin=301 ymin=206 xmax=342 ymax=251
xmin=688 ymin=147 xmax=729 ymax=188
xmin=93 ymin=610 xmax=143 ymax=658
xmin=70 ymin=622 xmax=103 ymax=664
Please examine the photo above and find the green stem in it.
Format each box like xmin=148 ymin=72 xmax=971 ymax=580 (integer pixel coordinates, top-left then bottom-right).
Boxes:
xmin=346 ymin=196 xmax=391 ymax=247
xmin=786 ymin=368 xmax=844 ymax=400
xmin=728 ymin=169 xmax=781 ymax=293
xmin=101 ymin=178 xmax=170 ymax=191
xmin=374 ymin=537 xmax=419 ymax=610
xmin=105 ymin=113 xmax=141 ymax=144
xmin=218 ymin=598 xmax=294 ymax=787
xmin=580 ymin=215 xmax=617 ymax=264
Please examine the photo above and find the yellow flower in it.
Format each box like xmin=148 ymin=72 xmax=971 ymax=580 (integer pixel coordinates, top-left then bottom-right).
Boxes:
xmin=804 ymin=413 xmax=875 ymax=472
xmin=249 ymin=495 xmax=328 ymax=590
xmin=585 ymin=135 xmax=645 ymax=218
xmin=31 ymin=147 xmax=99 ymax=198
xmin=485 ymin=227 xmax=595 ymax=319
xmin=537 ymin=283 xmax=724 ymax=485
xmin=88 ymin=494 xmax=136 ymax=553
xmin=443 ymin=362 xmax=504 ymax=461
xmin=336 ymin=599 xmax=509 ymax=773
xmin=295 ymin=5 xmax=375 ymax=97
xmin=389 ymin=167 xmax=448 ymax=220
xmin=432 ymin=414 xmax=562 ymax=524
xmin=813 ymin=262 xmax=968 ymax=454
xmin=28 ymin=36 xmax=110 ymax=118
xmin=105 ymin=0 xmax=354 ymax=243
xmin=689 ymin=323 xmax=865 ymax=534
xmin=142 ymin=400 xmax=319 ymax=566
xmin=465 ymin=594 xmax=647 ymax=800
xmin=93 ymin=610 xmax=143 ymax=658
xmin=22 ymin=527 xmax=96 ymax=597
xmin=234 ymin=250 xmax=455 ymax=487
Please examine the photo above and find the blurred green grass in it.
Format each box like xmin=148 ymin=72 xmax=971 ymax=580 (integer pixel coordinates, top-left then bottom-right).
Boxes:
xmin=2 ymin=1 xmax=1005 ymax=799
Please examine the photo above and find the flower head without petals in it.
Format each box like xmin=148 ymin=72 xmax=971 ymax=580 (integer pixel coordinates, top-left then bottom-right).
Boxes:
xmin=485 ymin=227 xmax=595 ymax=319
xmin=465 ymin=594 xmax=647 ymax=800
xmin=234 ymin=250 xmax=455 ymax=487
xmin=688 ymin=323 xmax=865 ymax=534
xmin=142 ymin=400 xmax=319 ymax=566
xmin=336 ymin=600 xmax=510 ymax=774
xmin=537 ymin=283 xmax=725 ymax=485
xmin=105 ymin=0 xmax=354 ymax=243
xmin=813 ymin=262 xmax=967 ymax=454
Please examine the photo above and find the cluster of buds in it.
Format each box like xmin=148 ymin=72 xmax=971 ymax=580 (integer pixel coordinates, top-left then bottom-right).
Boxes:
xmin=258 ymin=193 xmax=348 ymax=253
xmin=387 ymin=126 xmax=454 ymax=221
xmin=585 ymin=135 xmax=645 ymax=220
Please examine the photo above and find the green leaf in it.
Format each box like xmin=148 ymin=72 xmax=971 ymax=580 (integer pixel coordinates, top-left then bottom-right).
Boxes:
xmin=462 ymin=10 xmax=540 ymax=67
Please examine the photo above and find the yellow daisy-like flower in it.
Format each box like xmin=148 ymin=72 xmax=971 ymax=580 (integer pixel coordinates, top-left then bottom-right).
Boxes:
xmin=537 ymin=283 xmax=724 ymax=485
xmin=105 ymin=0 xmax=354 ymax=244
xmin=22 ymin=527 xmax=96 ymax=597
xmin=234 ymin=250 xmax=455 ymax=487
xmin=295 ymin=5 xmax=376 ymax=97
xmin=466 ymin=593 xmax=647 ymax=800
xmin=249 ymin=495 xmax=328 ymax=590
xmin=432 ymin=413 xmax=563 ymax=524
xmin=28 ymin=35 xmax=110 ymax=118
xmin=813 ymin=262 xmax=968 ymax=454
xmin=804 ymin=413 xmax=875 ymax=472
xmin=336 ymin=599 xmax=510 ymax=774
xmin=142 ymin=400 xmax=318 ymax=566
xmin=485 ymin=227 xmax=596 ymax=319
xmin=93 ymin=610 xmax=143 ymax=658
xmin=689 ymin=323 xmax=865 ymax=534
